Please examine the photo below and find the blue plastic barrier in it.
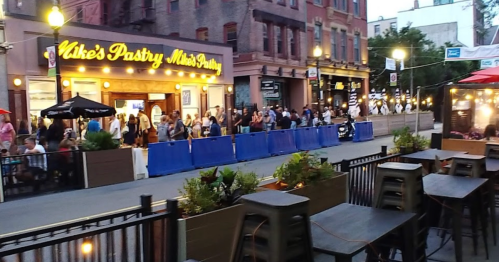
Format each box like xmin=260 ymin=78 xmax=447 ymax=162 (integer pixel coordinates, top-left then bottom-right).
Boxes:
xmin=148 ymin=140 xmax=194 ymax=177
xmin=353 ymin=121 xmax=374 ymax=142
xmin=191 ymin=135 xmax=237 ymax=168
xmin=318 ymin=125 xmax=341 ymax=147
xmin=267 ymin=129 xmax=298 ymax=156
xmin=235 ymin=132 xmax=270 ymax=161
xmin=294 ymin=127 xmax=321 ymax=151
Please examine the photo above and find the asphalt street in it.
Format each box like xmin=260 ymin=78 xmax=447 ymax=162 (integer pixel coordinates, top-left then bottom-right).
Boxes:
xmin=0 ymin=124 xmax=441 ymax=236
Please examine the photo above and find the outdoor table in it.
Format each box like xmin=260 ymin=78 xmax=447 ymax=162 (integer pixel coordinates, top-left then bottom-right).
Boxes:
xmin=424 ymin=174 xmax=489 ymax=262
xmin=310 ymin=203 xmax=416 ymax=262
xmin=402 ymin=149 xmax=467 ymax=173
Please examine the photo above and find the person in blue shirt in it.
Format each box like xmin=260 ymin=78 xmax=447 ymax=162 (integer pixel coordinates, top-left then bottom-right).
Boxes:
xmin=208 ymin=116 xmax=221 ymax=137
xmin=87 ymin=118 xmax=101 ymax=133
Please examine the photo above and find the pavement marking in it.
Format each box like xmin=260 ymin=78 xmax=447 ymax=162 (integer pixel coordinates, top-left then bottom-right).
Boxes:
xmin=0 ymin=175 xmax=275 ymax=238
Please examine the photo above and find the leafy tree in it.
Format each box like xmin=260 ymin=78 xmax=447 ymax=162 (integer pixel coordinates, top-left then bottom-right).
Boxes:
xmin=368 ymin=26 xmax=477 ymax=97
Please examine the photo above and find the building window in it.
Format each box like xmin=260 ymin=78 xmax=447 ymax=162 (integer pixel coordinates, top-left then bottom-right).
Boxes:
xmin=170 ymin=0 xmax=179 ymax=12
xmin=314 ymin=0 xmax=322 ymax=5
xmin=263 ymin=23 xmax=270 ymax=53
xmin=333 ymin=0 xmax=338 ymax=8
xmin=76 ymin=6 xmax=83 ymax=23
xmin=144 ymin=0 xmax=153 ymax=8
xmin=277 ymin=0 xmax=285 ymax=5
xmin=102 ymin=0 xmax=109 ymax=25
xmin=342 ymin=0 xmax=347 ymax=11
xmin=374 ymin=25 xmax=380 ymax=36
xmin=290 ymin=0 xmax=297 ymax=8
xmin=434 ymin=0 xmax=453 ymax=5
xmin=341 ymin=30 xmax=347 ymax=60
xmin=225 ymin=23 xmax=238 ymax=53
xmin=198 ymin=0 xmax=208 ymax=6
xmin=331 ymin=28 xmax=337 ymax=59
xmin=290 ymin=29 xmax=297 ymax=57
xmin=390 ymin=22 xmax=396 ymax=31
xmin=314 ymin=23 xmax=322 ymax=45
xmin=353 ymin=0 xmax=359 ymax=16
xmin=276 ymin=26 xmax=283 ymax=54
xmin=354 ymin=33 xmax=360 ymax=62
xmin=196 ymin=28 xmax=208 ymax=41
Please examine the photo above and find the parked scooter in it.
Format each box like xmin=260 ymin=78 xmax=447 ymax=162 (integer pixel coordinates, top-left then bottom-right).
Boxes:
xmin=338 ymin=114 xmax=355 ymax=139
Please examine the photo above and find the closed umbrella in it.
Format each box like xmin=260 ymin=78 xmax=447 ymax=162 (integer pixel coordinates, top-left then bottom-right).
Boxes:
xmin=380 ymin=88 xmax=389 ymax=115
xmin=369 ymin=88 xmax=378 ymax=115
xmin=348 ymin=87 xmax=360 ymax=117
xmin=395 ymin=88 xmax=403 ymax=114
xmin=41 ymin=93 xmax=116 ymax=119
xmin=405 ymin=89 xmax=412 ymax=113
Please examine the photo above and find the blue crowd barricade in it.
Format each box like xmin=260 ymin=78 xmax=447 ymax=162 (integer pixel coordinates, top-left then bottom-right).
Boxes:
xmin=294 ymin=127 xmax=321 ymax=151
xmin=353 ymin=121 xmax=374 ymax=142
xmin=235 ymin=132 xmax=270 ymax=161
xmin=191 ymin=135 xmax=237 ymax=168
xmin=267 ymin=129 xmax=298 ymax=156
xmin=148 ymin=140 xmax=194 ymax=177
xmin=318 ymin=125 xmax=341 ymax=147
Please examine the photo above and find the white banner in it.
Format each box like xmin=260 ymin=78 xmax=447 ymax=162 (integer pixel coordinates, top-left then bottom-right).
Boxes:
xmin=445 ymin=45 xmax=499 ymax=61
xmin=385 ymin=58 xmax=396 ymax=70
xmin=308 ymin=67 xmax=319 ymax=80
xmin=47 ymin=46 xmax=56 ymax=77
xmin=480 ymin=58 xmax=499 ymax=69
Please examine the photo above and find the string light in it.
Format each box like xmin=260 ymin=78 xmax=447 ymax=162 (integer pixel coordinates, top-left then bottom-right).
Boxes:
xmin=148 ymin=69 xmax=156 ymax=74
xmin=126 ymin=68 xmax=134 ymax=74
xmin=102 ymin=67 xmax=110 ymax=73
xmin=165 ymin=69 xmax=172 ymax=75
xmin=178 ymin=71 xmax=184 ymax=77
xmin=78 ymin=66 xmax=86 ymax=73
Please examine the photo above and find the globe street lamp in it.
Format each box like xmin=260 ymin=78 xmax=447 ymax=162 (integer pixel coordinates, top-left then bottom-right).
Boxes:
xmin=48 ymin=6 xmax=64 ymax=104
xmin=392 ymin=49 xmax=406 ymax=92
xmin=313 ymin=45 xmax=322 ymax=119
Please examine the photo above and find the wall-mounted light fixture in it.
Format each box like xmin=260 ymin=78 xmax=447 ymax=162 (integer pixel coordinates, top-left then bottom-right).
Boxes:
xmin=13 ymin=78 xmax=22 ymax=87
xmin=165 ymin=69 xmax=172 ymax=75
xmin=202 ymin=86 xmax=208 ymax=92
xmin=148 ymin=69 xmax=156 ymax=74
xmin=103 ymin=67 xmax=111 ymax=73
xmin=175 ymin=84 xmax=181 ymax=90
xmin=178 ymin=71 xmax=184 ymax=77
xmin=103 ymin=81 xmax=110 ymax=88
xmin=78 ymin=66 xmax=86 ymax=73
xmin=227 ymin=86 xmax=233 ymax=93
xmin=190 ymin=73 xmax=196 ymax=78
xmin=201 ymin=74 xmax=206 ymax=79
xmin=62 ymin=80 xmax=70 ymax=87
xmin=126 ymin=68 xmax=134 ymax=74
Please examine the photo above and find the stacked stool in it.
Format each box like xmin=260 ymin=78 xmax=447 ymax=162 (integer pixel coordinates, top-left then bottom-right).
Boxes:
xmin=368 ymin=162 xmax=427 ymax=262
xmin=447 ymin=154 xmax=494 ymax=253
xmin=232 ymin=190 xmax=315 ymax=262
xmin=485 ymin=143 xmax=499 ymax=159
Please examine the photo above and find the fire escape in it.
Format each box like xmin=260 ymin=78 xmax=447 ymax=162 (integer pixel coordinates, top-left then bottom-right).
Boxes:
xmin=109 ymin=0 xmax=155 ymax=32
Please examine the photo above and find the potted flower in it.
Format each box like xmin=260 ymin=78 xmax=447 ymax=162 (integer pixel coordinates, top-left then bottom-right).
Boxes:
xmin=390 ymin=126 xmax=430 ymax=154
xmin=80 ymin=132 xmax=134 ymax=188
xmin=261 ymin=151 xmax=348 ymax=215
xmin=171 ymin=167 xmax=260 ymax=262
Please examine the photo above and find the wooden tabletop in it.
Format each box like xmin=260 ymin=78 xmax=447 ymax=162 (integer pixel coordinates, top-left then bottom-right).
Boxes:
xmin=310 ymin=203 xmax=416 ymax=257
xmin=423 ymin=174 xmax=488 ymax=199
xmin=402 ymin=149 xmax=467 ymax=161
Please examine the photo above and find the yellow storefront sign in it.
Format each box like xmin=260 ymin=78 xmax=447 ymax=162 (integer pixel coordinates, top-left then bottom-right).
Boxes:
xmin=44 ymin=40 xmax=223 ymax=75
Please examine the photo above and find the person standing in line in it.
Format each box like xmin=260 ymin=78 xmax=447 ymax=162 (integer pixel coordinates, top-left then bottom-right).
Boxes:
xmin=322 ymin=106 xmax=331 ymax=125
xmin=268 ymin=107 xmax=276 ymax=130
xmin=219 ymin=107 xmax=227 ymax=136
xmin=109 ymin=114 xmax=121 ymax=144
xmin=201 ymin=111 xmax=211 ymax=137
xmin=240 ymin=108 xmax=252 ymax=134
xmin=156 ymin=115 xmax=170 ymax=142
xmin=123 ymin=114 xmax=138 ymax=146
xmin=232 ymin=109 xmax=242 ymax=139
xmin=290 ymin=109 xmax=298 ymax=129
xmin=275 ymin=107 xmax=283 ymax=130
xmin=171 ymin=110 xmax=185 ymax=141
xmin=208 ymin=116 xmax=222 ymax=137
xmin=46 ymin=119 xmax=64 ymax=152
xmin=192 ymin=113 xmax=202 ymax=139
xmin=87 ymin=118 xmax=101 ymax=134
xmin=138 ymin=110 xmax=151 ymax=149
xmin=36 ymin=117 xmax=48 ymax=142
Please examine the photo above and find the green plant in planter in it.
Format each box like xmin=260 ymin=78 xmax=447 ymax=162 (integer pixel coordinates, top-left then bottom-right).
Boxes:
xmin=392 ymin=126 xmax=430 ymax=153
xmin=81 ymin=132 xmax=120 ymax=151
xmin=273 ymin=151 xmax=336 ymax=189
xmin=179 ymin=167 xmax=261 ymax=215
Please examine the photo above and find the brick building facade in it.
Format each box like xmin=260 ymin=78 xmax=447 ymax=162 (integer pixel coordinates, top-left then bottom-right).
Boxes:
xmin=307 ymin=0 xmax=369 ymax=112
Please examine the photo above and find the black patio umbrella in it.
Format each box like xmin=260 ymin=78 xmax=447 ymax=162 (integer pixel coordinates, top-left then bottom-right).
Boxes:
xmin=41 ymin=93 xmax=116 ymax=119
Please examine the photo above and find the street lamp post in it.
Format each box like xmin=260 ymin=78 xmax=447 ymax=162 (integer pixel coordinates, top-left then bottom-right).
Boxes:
xmin=48 ymin=6 xmax=65 ymax=104
xmin=313 ymin=45 xmax=322 ymax=119
xmin=392 ymin=49 xmax=406 ymax=91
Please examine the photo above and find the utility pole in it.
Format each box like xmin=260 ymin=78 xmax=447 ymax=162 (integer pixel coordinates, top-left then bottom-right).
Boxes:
xmin=410 ymin=44 xmax=414 ymax=98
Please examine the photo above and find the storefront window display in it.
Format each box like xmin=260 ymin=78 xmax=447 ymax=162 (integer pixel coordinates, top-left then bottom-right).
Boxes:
xmin=115 ymin=100 xmax=144 ymax=121
xmin=28 ymin=79 xmax=57 ymax=132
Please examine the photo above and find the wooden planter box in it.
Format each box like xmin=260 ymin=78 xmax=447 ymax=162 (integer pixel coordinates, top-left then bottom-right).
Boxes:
xmin=82 ymin=147 xmax=135 ymax=188
xmin=177 ymin=205 xmax=243 ymax=262
xmin=260 ymin=172 xmax=348 ymax=215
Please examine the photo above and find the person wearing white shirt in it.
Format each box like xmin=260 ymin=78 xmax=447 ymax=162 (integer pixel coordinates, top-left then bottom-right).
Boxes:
xmin=322 ymin=106 xmax=331 ymax=125
xmin=109 ymin=114 xmax=121 ymax=142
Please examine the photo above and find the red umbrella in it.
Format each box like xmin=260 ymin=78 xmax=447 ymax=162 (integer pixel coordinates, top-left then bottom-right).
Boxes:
xmin=471 ymin=66 xmax=499 ymax=76
xmin=0 ymin=108 xmax=10 ymax=114
xmin=459 ymin=74 xmax=499 ymax=83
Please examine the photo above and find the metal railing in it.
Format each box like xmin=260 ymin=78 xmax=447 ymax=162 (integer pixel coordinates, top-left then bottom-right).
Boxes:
xmin=1 ymin=150 xmax=83 ymax=202
xmin=0 ymin=196 xmax=179 ymax=262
